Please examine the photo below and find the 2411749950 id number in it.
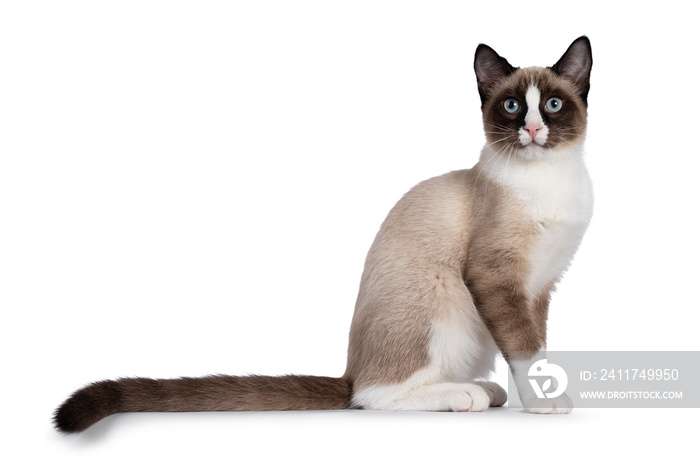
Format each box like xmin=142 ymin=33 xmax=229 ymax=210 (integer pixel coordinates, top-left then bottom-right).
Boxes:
xmin=581 ymin=369 xmax=680 ymax=382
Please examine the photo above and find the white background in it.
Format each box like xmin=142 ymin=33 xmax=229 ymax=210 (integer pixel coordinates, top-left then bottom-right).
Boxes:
xmin=2 ymin=0 xmax=698 ymax=464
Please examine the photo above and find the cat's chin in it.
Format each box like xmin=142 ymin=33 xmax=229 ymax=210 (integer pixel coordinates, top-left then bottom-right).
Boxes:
xmin=516 ymin=143 xmax=579 ymax=162
xmin=516 ymin=143 xmax=550 ymax=161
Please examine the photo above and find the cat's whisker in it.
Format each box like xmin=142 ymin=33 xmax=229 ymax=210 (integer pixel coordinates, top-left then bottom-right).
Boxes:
xmin=504 ymin=141 xmax=516 ymax=174
xmin=474 ymin=152 xmax=499 ymax=189
xmin=484 ymin=123 xmax=511 ymax=130
xmin=480 ymin=141 xmax=515 ymax=201
xmin=485 ymin=123 xmax=514 ymax=133
xmin=474 ymin=142 xmax=511 ymax=193
xmin=483 ymin=136 xmax=516 ymax=149
xmin=484 ymin=150 xmax=505 ymax=201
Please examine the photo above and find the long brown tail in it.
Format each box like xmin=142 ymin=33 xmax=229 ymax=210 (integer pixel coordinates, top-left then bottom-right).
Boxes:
xmin=54 ymin=375 xmax=352 ymax=433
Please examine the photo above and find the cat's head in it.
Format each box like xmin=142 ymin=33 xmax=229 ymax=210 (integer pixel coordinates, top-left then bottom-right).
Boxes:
xmin=474 ymin=36 xmax=592 ymax=160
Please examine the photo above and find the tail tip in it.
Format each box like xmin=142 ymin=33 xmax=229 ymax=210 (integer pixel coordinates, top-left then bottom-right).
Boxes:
xmin=53 ymin=380 xmax=122 ymax=434
xmin=53 ymin=402 xmax=85 ymax=434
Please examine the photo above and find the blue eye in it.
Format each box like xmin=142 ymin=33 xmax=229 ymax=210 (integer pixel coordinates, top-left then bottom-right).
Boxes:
xmin=545 ymin=97 xmax=563 ymax=113
xmin=504 ymin=99 xmax=520 ymax=113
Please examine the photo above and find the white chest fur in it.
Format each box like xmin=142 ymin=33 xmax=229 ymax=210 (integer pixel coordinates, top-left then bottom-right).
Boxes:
xmin=525 ymin=220 xmax=587 ymax=297
xmin=483 ymin=145 xmax=593 ymax=297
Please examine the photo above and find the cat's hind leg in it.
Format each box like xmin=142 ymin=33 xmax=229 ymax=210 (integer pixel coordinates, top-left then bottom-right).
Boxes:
xmin=349 ymin=266 xmax=507 ymax=412
xmin=472 ymin=380 xmax=507 ymax=407
xmin=352 ymin=379 xmax=495 ymax=412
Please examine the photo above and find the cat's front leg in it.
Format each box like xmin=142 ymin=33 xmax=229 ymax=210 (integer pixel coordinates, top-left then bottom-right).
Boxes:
xmin=470 ymin=283 xmax=572 ymax=414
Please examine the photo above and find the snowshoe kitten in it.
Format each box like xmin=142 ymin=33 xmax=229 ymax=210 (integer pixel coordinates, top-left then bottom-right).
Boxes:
xmin=55 ymin=36 xmax=593 ymax=432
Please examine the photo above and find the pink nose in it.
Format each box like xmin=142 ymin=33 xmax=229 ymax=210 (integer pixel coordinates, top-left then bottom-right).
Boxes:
xmin=525 ymin=123 xmax=542 ymax=140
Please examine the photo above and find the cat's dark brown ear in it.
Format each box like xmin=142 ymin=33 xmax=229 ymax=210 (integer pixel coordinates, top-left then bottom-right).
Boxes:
xmin=474 ymin=44 xmax=516 ymax=105
xmin=551 ymin=36 xmax=593 ymax=101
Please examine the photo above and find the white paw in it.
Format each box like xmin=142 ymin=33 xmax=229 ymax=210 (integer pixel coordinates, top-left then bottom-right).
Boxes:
xmin=448 ymin=384 xmax=490 ymax=412
xmin=526 ymin=392 xmax=573 ymax=414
